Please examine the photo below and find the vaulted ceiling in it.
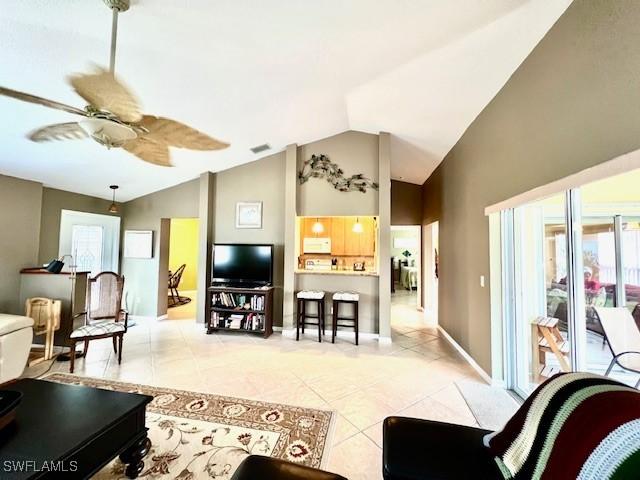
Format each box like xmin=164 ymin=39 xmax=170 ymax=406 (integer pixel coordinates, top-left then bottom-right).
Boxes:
xmin=0 ymin=0 xmax=571 ymax=201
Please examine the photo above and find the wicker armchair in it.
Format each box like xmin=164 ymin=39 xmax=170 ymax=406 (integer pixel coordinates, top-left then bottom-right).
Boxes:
xmin=69 ymin=272 xmax=128 ymax=373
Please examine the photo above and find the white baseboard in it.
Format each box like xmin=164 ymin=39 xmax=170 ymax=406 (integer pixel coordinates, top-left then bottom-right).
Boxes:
xmin=438 ymin=325 xmax=493 ymax=385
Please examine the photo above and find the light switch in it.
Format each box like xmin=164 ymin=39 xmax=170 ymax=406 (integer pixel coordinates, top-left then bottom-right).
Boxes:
xmin=480 ymin=275 xmax=485 ymax=288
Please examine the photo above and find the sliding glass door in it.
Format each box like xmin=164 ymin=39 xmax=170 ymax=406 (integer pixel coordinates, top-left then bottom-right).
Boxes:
xmin=508 ymin=193 xmax=567 ymax=395
xmin=502 ymin=167 xmax=640 ymax=396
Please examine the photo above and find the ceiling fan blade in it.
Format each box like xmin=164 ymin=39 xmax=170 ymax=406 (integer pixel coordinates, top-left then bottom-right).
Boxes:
xmin=138 ymin=115 xmax=229 ymax=151
xmin=0 ymin=86 xmax=88 ymax=117
xmin=28 ymin=123 xmax=88 ymax=142
xmin=122 ymin=137 xmax=172 ymax=167
xmin=69 ymin=67 xmax=142 ymax=123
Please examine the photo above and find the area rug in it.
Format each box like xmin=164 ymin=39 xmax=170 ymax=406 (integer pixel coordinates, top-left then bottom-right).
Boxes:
xmin=43 ymin=373 xmax=335 ymax=479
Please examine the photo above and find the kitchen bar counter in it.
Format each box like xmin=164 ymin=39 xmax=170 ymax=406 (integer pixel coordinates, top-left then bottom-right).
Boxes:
xmin=295 ymin=269 xmax=378 ymax=277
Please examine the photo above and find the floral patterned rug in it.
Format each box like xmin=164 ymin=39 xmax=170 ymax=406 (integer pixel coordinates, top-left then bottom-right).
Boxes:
xmin=43 ymin=373 xmax=335 ymax=479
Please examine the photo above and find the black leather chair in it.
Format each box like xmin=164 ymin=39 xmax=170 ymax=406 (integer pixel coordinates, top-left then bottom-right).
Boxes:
xmin=231 ymin=455 xmax=348 ymax=480
xmin=383 ymin=417 xmax=502 ymax=480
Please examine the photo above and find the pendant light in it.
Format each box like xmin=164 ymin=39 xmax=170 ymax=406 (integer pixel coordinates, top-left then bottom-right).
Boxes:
xmin=312 ymin=218 xmax=324 ymax=235
xmin=353 ymin=217 xmax=364 ymax=233
xmin=108 ymin=185 xmax=119 ymax=213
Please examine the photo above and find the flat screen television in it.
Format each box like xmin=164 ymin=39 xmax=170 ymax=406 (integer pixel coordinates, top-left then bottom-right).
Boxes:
xmin=211 ymin=243 xmax=274 ymax=286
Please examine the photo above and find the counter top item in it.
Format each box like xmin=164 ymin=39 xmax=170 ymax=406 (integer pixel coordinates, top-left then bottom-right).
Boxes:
xmin=295 ymin=269 xmax=378 ymax=277
xmin=20 ymin=268 xmax=90 ymax=275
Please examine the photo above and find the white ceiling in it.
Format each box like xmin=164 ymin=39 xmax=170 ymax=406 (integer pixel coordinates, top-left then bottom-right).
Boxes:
xmin=0 ymin=0 xmax=571 ymax=201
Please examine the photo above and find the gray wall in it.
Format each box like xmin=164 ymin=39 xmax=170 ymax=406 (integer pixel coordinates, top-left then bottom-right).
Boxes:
xmin=38 ymin=187 xmax=121 ymax=264
xmin=422 ymin=0 xmax=640 ymax=373
xmin=213 ymin=152 xmax=286 ymax=326
xmin=391 ymin=180 xmax=422 ymax=226
xmin=121 ymin=179 xmax=200 ymax=317
xmin=0 ymin=174 xmax=42 ymax=314
xmin=293 ymin=130 xmax=383 ymax=334
xmin=297 ymin=131 xmax=379 ymax=216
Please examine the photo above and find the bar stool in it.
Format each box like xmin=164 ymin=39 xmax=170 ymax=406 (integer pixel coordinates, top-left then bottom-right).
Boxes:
xmin=296 ymin=291 xmax=326 ymax=342
xmin=332 ymin=292 xmax=359 ymax=345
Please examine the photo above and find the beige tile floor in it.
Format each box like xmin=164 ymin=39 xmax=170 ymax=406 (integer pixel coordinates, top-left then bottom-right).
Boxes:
xmin=43 ymin=302 xmax=484 ymax=480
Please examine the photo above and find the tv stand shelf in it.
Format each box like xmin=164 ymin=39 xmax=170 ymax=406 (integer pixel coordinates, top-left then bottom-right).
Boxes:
xmin=206 ymin=285 xmax=274 ymax=338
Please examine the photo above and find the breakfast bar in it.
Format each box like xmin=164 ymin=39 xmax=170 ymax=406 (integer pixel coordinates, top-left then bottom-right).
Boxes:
xmin=295 ymin=215 xmax=380 ymax=334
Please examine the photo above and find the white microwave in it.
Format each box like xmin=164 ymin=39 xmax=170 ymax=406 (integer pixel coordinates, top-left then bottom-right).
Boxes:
xmin=303 ymin=237 xmax=331 ymax=254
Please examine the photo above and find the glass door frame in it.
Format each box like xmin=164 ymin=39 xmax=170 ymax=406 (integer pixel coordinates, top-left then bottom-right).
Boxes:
xmin=500 ymin=188 xmax=596 ymax=396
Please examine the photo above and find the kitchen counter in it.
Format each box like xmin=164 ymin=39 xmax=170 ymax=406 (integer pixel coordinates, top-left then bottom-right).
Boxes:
xmin=295 ymin=269 xmax=378 ymax=277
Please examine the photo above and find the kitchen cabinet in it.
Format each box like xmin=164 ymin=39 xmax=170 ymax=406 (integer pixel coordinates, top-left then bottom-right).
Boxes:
xmin=300 ymin=216 xmax=376 ymax=257
xmin=331 ymin=217 xmax=345 ymax=255
xmin=359 ymin=217 xmax=375 ymax=256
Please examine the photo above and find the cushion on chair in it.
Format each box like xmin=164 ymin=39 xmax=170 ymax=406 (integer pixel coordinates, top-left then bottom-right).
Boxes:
xmin=70 ymin=320 xmax=125 ymax=338
xmin=0 ymin=314 xmax=34 ymax=336
xmin=383 ymin=417 xmax=499 ymax=480
xmin=486 ymin=372 xmax=640 ymax=479
xmin=297 ymin=291 xmax=325 ymax=300
xmin=332 ymin=292 xmax=359 ymax=301
xmin=231 ymin=455 xmax=347 ymax=480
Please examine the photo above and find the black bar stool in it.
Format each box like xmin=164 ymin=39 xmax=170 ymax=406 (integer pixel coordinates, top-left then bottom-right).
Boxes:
xmin=296 ymin=291 xmax=326 ymax=342
xmin=332 ymin=292 xmax=359 ymax=345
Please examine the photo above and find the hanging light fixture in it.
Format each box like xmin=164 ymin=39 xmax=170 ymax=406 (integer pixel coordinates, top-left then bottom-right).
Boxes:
xmin=312 ymin=218 xmax=324 ymax=235
xmin=353 ymin=217 xmax=364 ymax=233
xmin=108 ymin=185 xmax=119 ymax=213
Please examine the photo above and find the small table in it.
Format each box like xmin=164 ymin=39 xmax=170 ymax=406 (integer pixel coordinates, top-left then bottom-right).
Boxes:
xmin=0 ymin=378 xmax=153 ymax=479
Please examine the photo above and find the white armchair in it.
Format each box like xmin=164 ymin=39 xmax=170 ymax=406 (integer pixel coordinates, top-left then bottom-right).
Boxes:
xmin=0 ymin=314 xmax=34 ymax=383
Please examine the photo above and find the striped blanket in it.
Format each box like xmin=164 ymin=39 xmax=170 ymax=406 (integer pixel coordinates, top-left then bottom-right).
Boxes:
xmin=484 ymin=373 xmax=640 ymax=479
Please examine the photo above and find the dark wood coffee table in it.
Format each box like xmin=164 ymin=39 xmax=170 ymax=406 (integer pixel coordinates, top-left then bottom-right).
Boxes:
xmin=0 ymin=378 xmax=153 ymax=479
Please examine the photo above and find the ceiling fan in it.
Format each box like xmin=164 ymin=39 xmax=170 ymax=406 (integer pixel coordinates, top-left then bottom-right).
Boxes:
xmin=0 ymin=0 xmax=229 ymax=167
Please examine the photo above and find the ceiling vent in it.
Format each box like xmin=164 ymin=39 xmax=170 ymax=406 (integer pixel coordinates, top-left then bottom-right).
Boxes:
xmin=250 ymin=143 xmax=271 ymax=154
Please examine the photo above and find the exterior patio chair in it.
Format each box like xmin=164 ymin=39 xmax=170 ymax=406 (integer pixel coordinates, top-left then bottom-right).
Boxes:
xmin=594 ymin=306 xmax=640 ymax=388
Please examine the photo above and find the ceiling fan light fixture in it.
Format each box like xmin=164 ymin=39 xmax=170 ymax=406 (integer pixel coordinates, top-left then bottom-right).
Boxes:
xmin=78 ymin=118 xmax=137 ymax=148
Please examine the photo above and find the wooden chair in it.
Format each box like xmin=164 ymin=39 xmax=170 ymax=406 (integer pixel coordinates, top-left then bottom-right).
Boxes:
xmin=531 ymin=316 xmax=570 ymax=381
xmin=25 ymin=297 xmax=61 ymax=364
xmin=168 ymin=264 xmax=187 ymax=307
xmin=69 ymin=272 xmax=128 ymax=373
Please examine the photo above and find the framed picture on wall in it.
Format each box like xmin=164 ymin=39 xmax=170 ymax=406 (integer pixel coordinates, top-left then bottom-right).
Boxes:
xmin=236 ymin=202 xmax=263 ymax=229
xmin=124 ymin=230 xmax=154 ymax=258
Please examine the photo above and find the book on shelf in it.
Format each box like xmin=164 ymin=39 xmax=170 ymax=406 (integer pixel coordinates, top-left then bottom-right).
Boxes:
xmin=209 ymin=311 xmax=264 ymax=331
xmin=213 ymin=291 xmax=266 ymax=312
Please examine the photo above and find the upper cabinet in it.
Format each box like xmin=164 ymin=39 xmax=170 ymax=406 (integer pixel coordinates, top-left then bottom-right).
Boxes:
xmin=331 ymin=217 xmax=345 ymax=255
xmin=300 ymin=216 xmax=377 ymax=257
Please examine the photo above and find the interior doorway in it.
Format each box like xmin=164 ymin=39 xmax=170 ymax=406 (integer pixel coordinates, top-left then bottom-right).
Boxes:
xmin=423 ymin=221 xmax=439 ymax=324
xmin=163 ymin=218 xmax=199 ymax=320
xmin=391 ymin=225 xmax=421 ymax=310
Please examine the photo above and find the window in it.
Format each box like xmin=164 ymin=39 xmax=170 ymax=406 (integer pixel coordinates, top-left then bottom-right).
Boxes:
xmin=71 ymin=224 xmax=104 ymax=276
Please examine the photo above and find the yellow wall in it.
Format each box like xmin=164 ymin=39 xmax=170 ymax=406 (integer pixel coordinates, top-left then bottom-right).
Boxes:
xmin=169 ymin=218 xmax=199 ymax=291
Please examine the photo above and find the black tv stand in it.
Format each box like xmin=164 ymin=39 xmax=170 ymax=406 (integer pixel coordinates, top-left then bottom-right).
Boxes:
xmin=207 ymin=285 xmax=274 ymax=338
